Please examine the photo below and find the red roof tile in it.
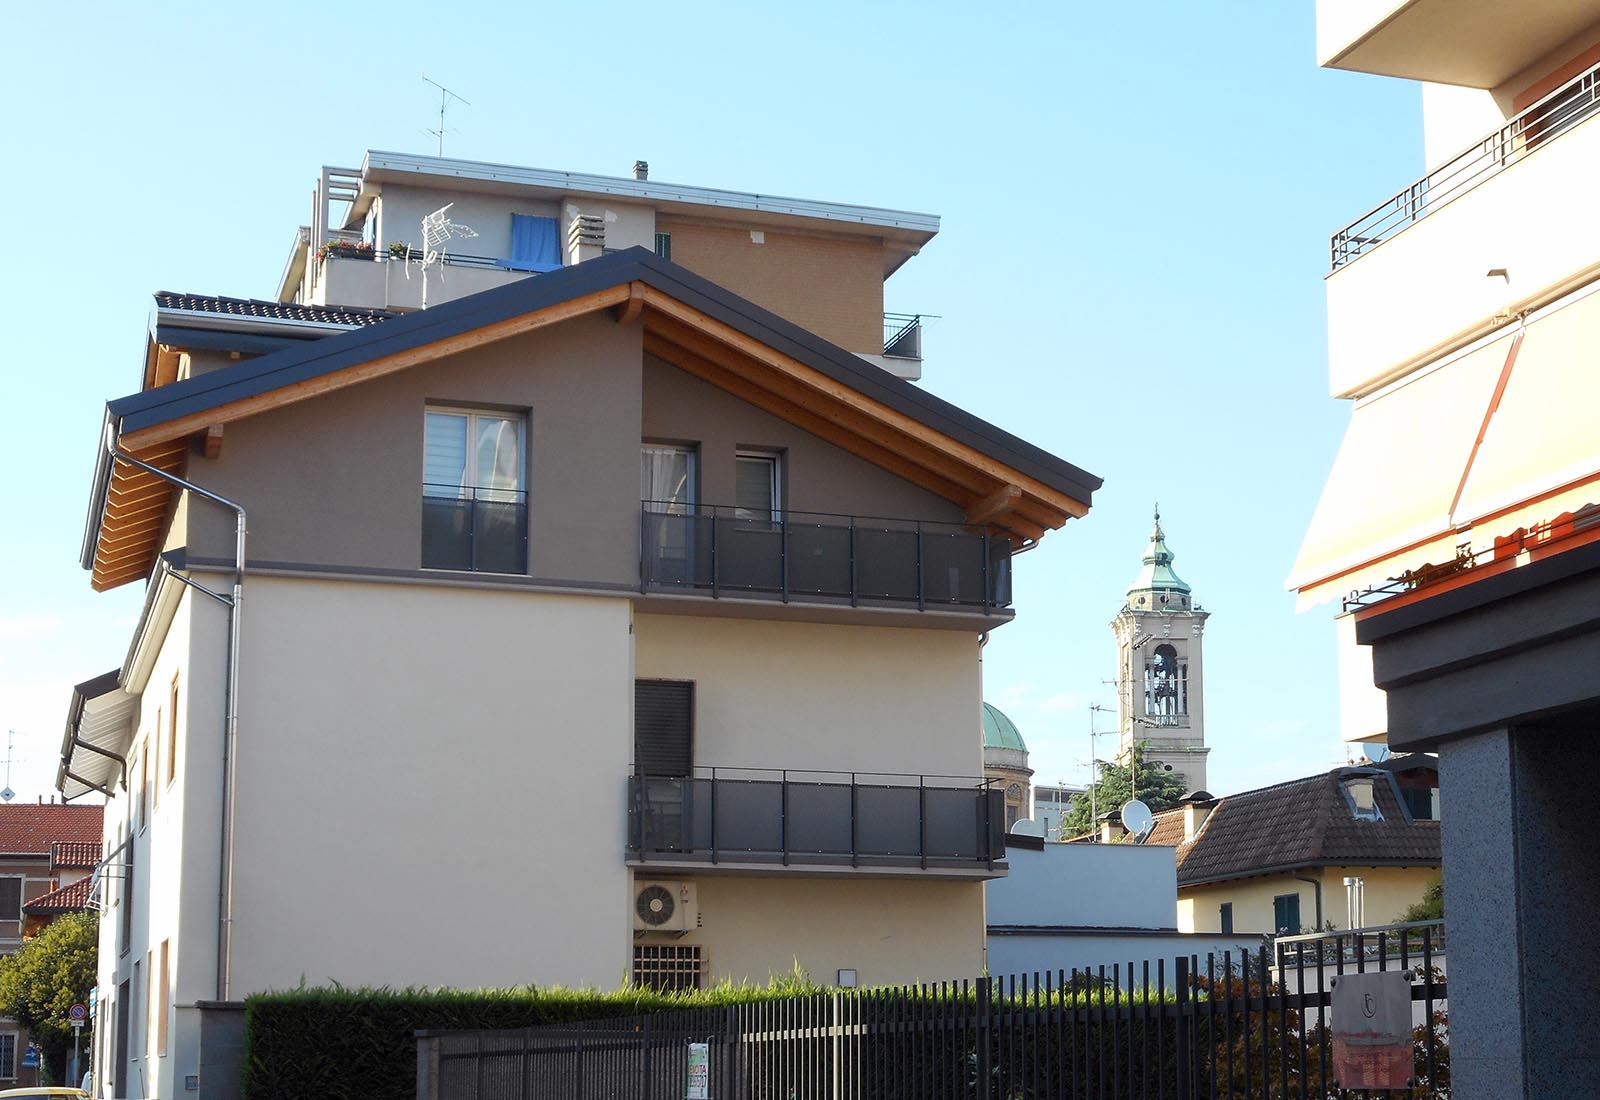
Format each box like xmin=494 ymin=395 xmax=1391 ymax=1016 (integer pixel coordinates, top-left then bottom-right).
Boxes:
xmin=50 ymin=841 xmax=102 ymax=870
xmin=24 ymin=876 xmax=93 ymax=913
xmin=0 ymin=805 xmax=103 ymax=855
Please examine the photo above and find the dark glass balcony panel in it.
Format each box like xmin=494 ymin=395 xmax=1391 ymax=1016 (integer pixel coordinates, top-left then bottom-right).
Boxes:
xmin=640 ymin=503 xmax=1012 ymax=613
xmin=628 ymin=770 xmax=1003 ymax=871
xmin=422 ymin=488 xmax=527 ymax=573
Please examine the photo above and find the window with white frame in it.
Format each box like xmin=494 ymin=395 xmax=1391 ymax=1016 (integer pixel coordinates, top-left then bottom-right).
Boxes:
xmin=422 ymin=408 xmax=528 ymax=573
xmin=734 ymin=451 xmax=781 ymax=522
xmin=641 ymin=445 xmax=697 ymax=585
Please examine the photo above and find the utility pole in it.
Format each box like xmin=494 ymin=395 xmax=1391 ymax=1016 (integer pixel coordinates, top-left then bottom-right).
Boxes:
xmin=1087 ymin=705 xmax=1114 ymax=842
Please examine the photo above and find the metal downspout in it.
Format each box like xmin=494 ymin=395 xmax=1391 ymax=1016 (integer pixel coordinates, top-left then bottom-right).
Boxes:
xmin=1292 ymin=873 xmax=1324 ymax=931
xmin=107 ymin=427 xmax=246 ymax=1002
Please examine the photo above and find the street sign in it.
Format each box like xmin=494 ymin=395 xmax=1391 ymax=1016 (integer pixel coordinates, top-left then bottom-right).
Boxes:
xmin=1330 ymin=970 xmax=1414 ymax=1089
xmin=68 ymin=1003 xmax=87 ymax=1023
xmin=21 ymin=1047 xmax=37 ymax=1069
xmin=685 ymin=1042 xmax=709 ymax=1099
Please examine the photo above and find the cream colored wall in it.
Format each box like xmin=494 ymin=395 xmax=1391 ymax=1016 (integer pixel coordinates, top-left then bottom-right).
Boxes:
xmin=1181 ymin=866 xmax=1437 ymax=935
xmin=632 ymin=614 xmax=981 ymax=777
xmin=225 ymin=576 xmax=633 ymax=992
xmin=653 ymin=875 xmax=985 ymax=986
xmin=1315 ymin=0 xmax=1410 ymax=68
xmin=1325 ymin=108 xmax=1600 ymax=398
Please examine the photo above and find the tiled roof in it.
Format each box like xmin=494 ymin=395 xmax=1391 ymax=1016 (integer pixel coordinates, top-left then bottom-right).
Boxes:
xmin=1147 ymin=768 xmax=1440 ymax=885
xmin=50 ymin=841 xmax=102 ymax=869
xmin=154 ymin=292 xmax=397 ymax=327
xmin=0 ymin=805 xmax=103 ymax=855
xmin=23 ymin=876 xmax=93 ymax=914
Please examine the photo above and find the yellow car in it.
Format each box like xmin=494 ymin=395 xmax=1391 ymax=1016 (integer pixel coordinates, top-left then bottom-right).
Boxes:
xmin=0 ymin=1089 xmax=90 ymax=1100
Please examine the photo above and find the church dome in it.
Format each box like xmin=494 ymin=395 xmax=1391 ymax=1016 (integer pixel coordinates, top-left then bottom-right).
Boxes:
xmin=982 ymin=702 xmax=1027 ymax=752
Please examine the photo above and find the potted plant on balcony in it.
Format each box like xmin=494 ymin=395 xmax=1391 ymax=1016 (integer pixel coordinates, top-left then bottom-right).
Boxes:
xmin=317 ymin=240 xmax=376 ymax=263
xmin=387 ymin=241 xmax=411 ymax=261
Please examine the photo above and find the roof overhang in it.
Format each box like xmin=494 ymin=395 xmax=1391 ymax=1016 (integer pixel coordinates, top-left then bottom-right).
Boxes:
xmin=59 ymin=671 xmax=135 ymax=801
xmin=85 ymin=249 xmax=1099 ymax=591
xmin=1318 ymin=0 xmax=1600 ymax=87
xmin=357 ymin=151 xmax=940 ymax=278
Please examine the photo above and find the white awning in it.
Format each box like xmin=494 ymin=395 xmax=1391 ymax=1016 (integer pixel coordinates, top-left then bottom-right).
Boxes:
xmin=1292 ymin=280 xmax=1600 ymax=609
xmin=60 ymin=672 xmax=135 ymax=801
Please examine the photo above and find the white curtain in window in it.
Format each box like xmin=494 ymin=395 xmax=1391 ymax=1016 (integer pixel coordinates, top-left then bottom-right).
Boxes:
xmin=641 ymin=446 xmax=694 ymax=513
xmin=475 ymin=416 xmax=523 ymax=501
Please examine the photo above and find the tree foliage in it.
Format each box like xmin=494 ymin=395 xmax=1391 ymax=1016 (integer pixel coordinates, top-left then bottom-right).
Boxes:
xmin=1396 ymin=874 xmax=1444 ymax=923
xmin=0 ymin=911 xmax=98 ymax=1081
xmin=1060 ymin=741 xmax=1189 ymax=838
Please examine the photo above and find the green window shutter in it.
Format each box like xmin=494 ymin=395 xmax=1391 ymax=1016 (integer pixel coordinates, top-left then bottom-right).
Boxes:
xmin=654 ymin=232 xmax=672 ymax=261
xmin=1219 ymin=902 xmax=1234 ymax=935
xmin=1274 ymin=893 xmax=1301 ymax=934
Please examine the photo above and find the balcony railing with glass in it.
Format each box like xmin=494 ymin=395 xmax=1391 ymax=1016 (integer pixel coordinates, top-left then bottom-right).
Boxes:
xmin=421 ymin=484 xmax=528 ymax=573
xmin=628 ymin=768 xmax=1006 ymax=872
xmin=1331 ymin=61 xmax=1600 ymax=270
xmin=640 ymin=503 xmax=1013 ymax=613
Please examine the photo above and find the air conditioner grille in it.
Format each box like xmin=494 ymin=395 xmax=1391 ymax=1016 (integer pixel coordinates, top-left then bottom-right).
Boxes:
xmin=633 ymin=944 xmax=702 ymax=992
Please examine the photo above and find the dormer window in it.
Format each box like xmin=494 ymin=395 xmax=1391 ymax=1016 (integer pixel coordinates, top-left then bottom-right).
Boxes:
xmin=1345 ymin=775 xmax=1383 ymax=820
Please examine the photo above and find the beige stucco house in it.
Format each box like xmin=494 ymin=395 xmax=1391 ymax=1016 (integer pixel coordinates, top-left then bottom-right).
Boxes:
xmin=58 ymin=156 xmax=1100 ymax=1100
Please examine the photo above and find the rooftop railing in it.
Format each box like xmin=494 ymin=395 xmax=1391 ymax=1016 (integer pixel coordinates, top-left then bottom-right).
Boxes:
xmin=628 ymin=767 xmax=1005 ymax=871
xmin=1330 ymin=61 xmax=1600 ymax=271
xmin=882 ymin=312 xmax=927 ymax=359
xmin=640 ymin=502 xmax=1013 ymax=613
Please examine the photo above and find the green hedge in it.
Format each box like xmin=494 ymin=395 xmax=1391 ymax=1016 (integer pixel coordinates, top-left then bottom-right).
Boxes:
xmin=244 ymin=977 xmax=817 ymax=1100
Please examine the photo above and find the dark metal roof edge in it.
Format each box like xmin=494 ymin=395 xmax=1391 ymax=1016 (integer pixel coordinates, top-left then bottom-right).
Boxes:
xmin=1177 ymin=855 xmax=1443 ymax=887
xmin=105 ymin=249 xmax=1101 ymax=504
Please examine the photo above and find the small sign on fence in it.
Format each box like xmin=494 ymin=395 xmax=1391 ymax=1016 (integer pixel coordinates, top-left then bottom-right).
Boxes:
xmin=685 ymin=1041 xmax=709 ymax=1100
xmin=1330 ymin=970 xmax=1414 ymax=1090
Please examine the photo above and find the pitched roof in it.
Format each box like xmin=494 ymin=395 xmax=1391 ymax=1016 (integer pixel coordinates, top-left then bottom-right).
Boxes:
xmin=86 ymin=248 xmax=1102 ymax=590
xmin=0 ymin=805 xmax=103 ymax=856
xmin=154 ymin=292 xmax=397 ymax=328
xmin=23 ymin=876 xmax=93 ymax=914
xmin=50 ymin=841 xmax=102 ymax=870
xmin=1147 ymin=768 xmax=1440 ymax=885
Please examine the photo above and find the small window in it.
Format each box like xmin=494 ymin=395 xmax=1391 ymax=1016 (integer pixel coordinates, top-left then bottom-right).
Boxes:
xmin=1401 ymin=785 xmax=1435 ymax=821
xmin=167 ymin=675 xmax=179 ymax=787
xmin=1219 ymin=902 xmax=1234 ymax=935
xmin=633 ymin=943 xmax=701 ymax=992
xmin=654 ymin=232 xmax=672 ymax=261
xmin=635 ymin=680 xmax=693 ymax=778
xmin=152 ymin=712 xmax=162 ymax=808
xmin=0 ymin=1033 xmax=16 ymax=1079
xmin=1273 ymin=893 xmax=1301 ymax=935
xmin=138 ymin=740 xmax=149 ymax=829
xmin=0 ymin=879 xmax=20 ymax=923
xmin=422 ymin=409 xmax=528 ymax=573
xmin=157 ymin=940 xmax=170 ymax=1056
xmin=735 ymin=452 xmax=781 ymax=522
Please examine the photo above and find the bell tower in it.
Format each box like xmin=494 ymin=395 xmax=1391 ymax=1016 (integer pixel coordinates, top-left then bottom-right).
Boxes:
xmin=1110 ymin=508 xmax=1210 ymax=793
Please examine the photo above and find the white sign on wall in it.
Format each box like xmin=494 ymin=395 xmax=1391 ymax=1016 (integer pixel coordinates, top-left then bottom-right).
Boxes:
xmin=686 ymin=1042 xmax=709 ymax=1100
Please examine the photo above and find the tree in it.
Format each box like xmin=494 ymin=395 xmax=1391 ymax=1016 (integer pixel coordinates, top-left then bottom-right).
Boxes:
xmin=1060 ymin=741 xmax=1189 ymax=838
xmin=1395 ymin=874 xmax=1444 ymax=923
xmin=0 ymin=911 xmax=98 ymax=1083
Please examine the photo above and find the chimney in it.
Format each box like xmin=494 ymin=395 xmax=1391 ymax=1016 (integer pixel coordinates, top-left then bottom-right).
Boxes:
xmin=1099 ymin=810 xmax=1126 ymax=844
xmin=1180 ymin=791 xmax=1216 ymax=842
xmin=632 ymin=160 xmax=649 ymax=181
xmin=566 ymin=210 xmax=606 ymax=265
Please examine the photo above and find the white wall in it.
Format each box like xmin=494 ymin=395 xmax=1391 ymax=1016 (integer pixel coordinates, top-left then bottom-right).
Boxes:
xmin=225 ymin=577 xmax=633 ymax=992
xmin=986 ymin=844 xmax=1179 ymax=931
xmin=987 ymin=931 xmax=1264 ymax=982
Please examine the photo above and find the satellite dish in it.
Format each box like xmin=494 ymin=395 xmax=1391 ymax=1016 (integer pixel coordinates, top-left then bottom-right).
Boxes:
xmin=1008 ymin=817 xmax=1045 ymax=837
xmin=1120 ymin=799 xmax=1154 ymax=840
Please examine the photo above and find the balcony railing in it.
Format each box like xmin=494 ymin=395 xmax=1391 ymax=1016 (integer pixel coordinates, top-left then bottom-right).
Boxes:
xmin=640 ymin=503 xmax=1012 ymax=613
xmin=628 ymin=768 xmax=1005 ymax=871
xmin=421 ymin=485 xmax=528 ymax=573
xmin=1331 ymin=61 xmax=1600 ymax=271
xmin=882 ymin=313 xmax=927 ymax=359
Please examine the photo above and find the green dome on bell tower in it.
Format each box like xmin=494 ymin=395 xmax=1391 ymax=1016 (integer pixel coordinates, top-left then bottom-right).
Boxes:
xmin=1126 ymin=505 xmax=1192 ymax=610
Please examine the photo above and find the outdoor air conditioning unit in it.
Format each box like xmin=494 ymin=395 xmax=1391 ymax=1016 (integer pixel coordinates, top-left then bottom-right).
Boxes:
xmin=633 ymin=880 xmax=697 ymax=933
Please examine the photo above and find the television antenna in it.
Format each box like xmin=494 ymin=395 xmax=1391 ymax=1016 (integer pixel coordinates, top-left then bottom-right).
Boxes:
xmin=414 ymin=203 xmax=478 ymax=308
xmin=1 ymin=731 xmax=16 ymax=801
xmin=421 ymin=74 xmax=470 ymax=157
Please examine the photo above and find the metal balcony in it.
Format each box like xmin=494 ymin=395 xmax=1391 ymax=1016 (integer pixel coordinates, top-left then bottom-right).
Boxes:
xmin=627 ymin=768 xmax=1006 ymax=874
xmin=640 ymin=504 xmax=1012 ymax=613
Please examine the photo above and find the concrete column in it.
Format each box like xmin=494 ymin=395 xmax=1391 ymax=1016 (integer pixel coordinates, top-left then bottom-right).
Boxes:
xmin=1441 ymin=726 xmax=1600 ymax=1099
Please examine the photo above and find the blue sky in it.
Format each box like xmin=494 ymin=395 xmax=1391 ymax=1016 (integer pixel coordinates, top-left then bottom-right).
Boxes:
xmin=0 ymin=2 xmax=1421 ymax=802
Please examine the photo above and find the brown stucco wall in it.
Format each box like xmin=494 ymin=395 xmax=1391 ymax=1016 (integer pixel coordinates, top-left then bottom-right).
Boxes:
xmin=641 ymin=354 xmax=962 ymax=523
xmin=657 ymin=220 xmax=885 ymax=352
xmin=183 ymin=313 xmax=644 ymax=586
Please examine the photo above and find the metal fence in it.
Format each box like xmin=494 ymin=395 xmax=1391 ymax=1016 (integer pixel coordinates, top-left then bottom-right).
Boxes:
xmin=418 ymin=927 xmax=1448 ymax=1100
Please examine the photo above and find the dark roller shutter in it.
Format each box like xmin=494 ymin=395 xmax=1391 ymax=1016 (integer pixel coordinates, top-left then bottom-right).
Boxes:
xmin=635 ymin=680 xmax=693 ymax=777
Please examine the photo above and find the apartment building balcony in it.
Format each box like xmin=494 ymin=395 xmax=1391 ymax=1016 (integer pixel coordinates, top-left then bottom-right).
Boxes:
xmin=627 ymin=768 xmax=1006 ymax=878
xmin=1325 ymin=63 xmax=1600 ymax=397
xmin=1317 ymin=0 xmax=1598 ymax=87
xmin=308 ymin=248 xmax=536 ymax=312
xmin=639 ymin=504 xmax=1013 ymax=619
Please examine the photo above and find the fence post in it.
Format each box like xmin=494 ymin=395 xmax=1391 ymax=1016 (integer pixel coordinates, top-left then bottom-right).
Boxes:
xmin=415 ymin=1033 xmax=439 ymax=1100
xmin=976 ymin=976 xmax=992 ymax=1096
xmin=1174 ymin=956 xmax=1192 ymax=1099
xmin=831 ymin=991 xmax=844 ymax=1100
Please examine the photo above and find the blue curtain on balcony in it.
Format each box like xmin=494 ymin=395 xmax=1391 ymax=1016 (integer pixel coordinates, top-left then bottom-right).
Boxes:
xmin=501 ymin=214 xmax=561 ymax=272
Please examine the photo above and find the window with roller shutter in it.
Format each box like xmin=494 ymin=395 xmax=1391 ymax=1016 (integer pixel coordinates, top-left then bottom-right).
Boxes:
xmin=635 ymin=680 xmax=693 ymax=777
